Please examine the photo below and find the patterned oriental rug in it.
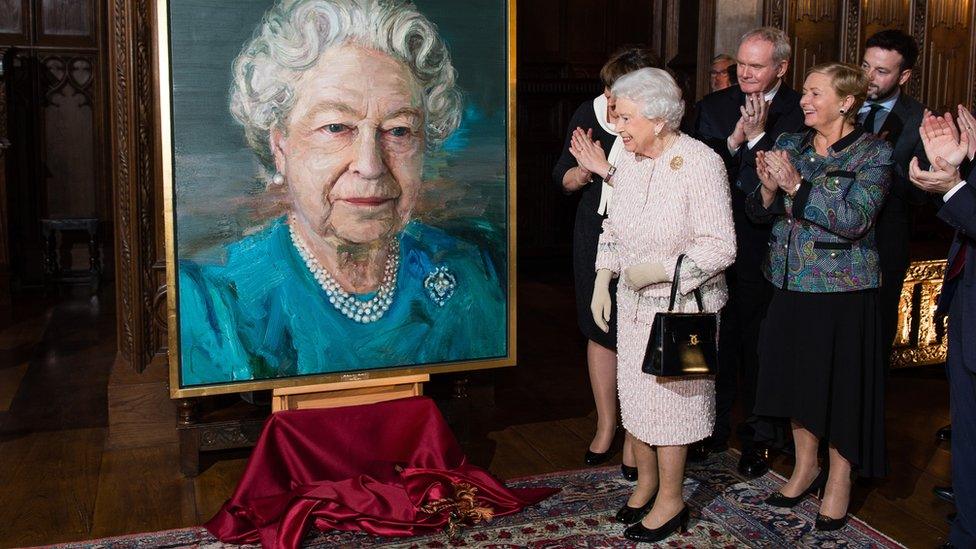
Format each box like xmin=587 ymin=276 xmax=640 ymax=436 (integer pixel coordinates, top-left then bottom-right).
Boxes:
xmin=46 ymin=452 xmax=903 ymax=548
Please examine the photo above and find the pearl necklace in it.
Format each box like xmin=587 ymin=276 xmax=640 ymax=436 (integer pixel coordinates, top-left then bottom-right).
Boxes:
xmin=288 ymin=221 xmax=399 ymax=324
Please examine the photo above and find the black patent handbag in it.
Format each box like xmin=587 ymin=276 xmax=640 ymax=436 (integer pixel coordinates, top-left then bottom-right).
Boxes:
xmin=641 ymin=254 xmax=719 ymax=377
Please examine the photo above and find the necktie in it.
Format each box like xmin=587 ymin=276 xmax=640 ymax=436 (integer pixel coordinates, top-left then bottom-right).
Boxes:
xmin=862 ymin=103 xmax=883 ymax=134
xmin=947 ymin=245 xmax=967 ymax=280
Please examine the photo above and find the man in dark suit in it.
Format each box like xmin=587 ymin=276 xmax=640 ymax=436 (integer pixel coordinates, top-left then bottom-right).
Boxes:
xmin=859 ymin=30 xmax=929 ymax=371
xmin=909 ymin=112 xmax=976 ymax=549
xmin=690 ymin=27 xmax=805 ymax=478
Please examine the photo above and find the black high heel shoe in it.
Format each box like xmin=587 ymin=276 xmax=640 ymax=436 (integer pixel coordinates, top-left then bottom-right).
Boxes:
xmin=764 ymin=468 xmax=827 ymax=508
xmin=815 ymin=513 xmax=849 ymax=531
xmin=584 ymin=449 xmax=612 ymax=466
xmin=614 ymin=492 xmax=656 ymax=524
xmin=623 ymin=506 xmax=690 ymax=543
xmin=621 ymin=464 xmax=638 ymax=481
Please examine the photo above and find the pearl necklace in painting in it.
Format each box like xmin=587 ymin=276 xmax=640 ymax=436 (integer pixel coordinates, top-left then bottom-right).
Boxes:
xmin=288 ymin=220 xmax=399 ymax=324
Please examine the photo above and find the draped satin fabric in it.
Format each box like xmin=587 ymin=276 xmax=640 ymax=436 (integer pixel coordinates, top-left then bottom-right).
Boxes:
xmin=205 ymin=396 xmax=557 ymax=548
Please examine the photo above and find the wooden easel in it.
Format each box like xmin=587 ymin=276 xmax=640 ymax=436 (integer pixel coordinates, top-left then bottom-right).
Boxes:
xmin=271 ymin=374 xmax=430 ymax=412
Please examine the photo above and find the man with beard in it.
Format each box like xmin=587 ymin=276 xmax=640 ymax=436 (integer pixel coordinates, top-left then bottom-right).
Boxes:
xmin=859 ymin=29 xmax=928 ymax=375
xmin=690 ymin=27 xmax=805 ymax=478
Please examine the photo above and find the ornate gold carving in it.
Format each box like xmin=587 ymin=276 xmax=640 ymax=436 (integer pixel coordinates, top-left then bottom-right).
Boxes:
xmin=670 ymin=155 xmax=684 ymax=170
xmin=891 ymin=259 xmax=947 ymax=368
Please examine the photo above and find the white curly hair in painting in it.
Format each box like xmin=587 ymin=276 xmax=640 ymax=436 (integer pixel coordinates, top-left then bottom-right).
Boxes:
xmin=229 ymin=0 xmax=463 ymax=173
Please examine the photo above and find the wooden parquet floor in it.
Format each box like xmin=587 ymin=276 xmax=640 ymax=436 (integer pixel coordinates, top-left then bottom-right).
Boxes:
xmin=0 ymin=268 xmax=956 ymax=548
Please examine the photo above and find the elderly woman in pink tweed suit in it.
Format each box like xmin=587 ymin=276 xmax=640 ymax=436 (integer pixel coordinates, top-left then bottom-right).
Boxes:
xmin=572 ymin=67 xmax=736 ymax=543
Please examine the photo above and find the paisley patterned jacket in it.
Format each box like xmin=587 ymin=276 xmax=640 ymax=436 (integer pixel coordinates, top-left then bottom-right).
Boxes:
xmin=745 ymin=128 xmax=893 ymax=293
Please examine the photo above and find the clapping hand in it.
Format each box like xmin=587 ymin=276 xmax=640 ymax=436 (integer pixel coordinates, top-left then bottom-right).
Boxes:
xmin=755 ymin=150 xmax=778 ymax=191
xmin=741 ymin=93 xmax=770 ymax=141
xmin=956 ymin=105 xmax=976 ymax=161
xmin=569 ymin=127 xmax=611 ymax=179
xmin=919 ymin=110 xmax=969 ymax=168
xmin=908 ymin=155 xmax=961 ymax=195
xmin=758 ymin=150 xmax=801 ymax=195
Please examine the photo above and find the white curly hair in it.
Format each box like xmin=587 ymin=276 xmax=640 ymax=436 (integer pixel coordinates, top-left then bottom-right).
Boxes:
xmin=611 ymin=67 xmax=685 ymax=131
xmin=230 ymin=0 xmax=463 ymax=174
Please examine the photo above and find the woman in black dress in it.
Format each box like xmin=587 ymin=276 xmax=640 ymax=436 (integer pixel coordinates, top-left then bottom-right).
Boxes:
xmin=552 ymin=47 xmax=659 ymax=477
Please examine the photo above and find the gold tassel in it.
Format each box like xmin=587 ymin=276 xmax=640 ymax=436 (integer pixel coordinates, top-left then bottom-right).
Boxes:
xmin=418 ymin=481 xmax=495 ymax=538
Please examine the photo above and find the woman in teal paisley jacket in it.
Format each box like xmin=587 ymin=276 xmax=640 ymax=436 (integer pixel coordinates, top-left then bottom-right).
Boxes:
xmin=745 ymin=62 xmax=892 ymax=531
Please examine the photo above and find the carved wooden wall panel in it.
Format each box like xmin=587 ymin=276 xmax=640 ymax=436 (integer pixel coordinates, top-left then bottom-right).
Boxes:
xmin=784 ymin=0 xmax=843 ymax=89
xmin=516 ymin=0 xmax=655 ymax=259
xmin=0 ymin=0 xmax=29 ymax=46
xmin=1 ymin=1 xmax=109 ymax=286
xmin=767 ymin=0 xmax=975 ymax=112
xmin=860 ymin=0 xmax=912 ymax=40
xmin=108 ymin=0 xmax=165 ymax=372
xmin=922 ymin=0 xmax=974 ymax=113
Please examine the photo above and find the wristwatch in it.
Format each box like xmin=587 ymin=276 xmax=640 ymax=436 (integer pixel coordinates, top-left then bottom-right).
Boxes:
xmin=604 ymin=165 xmax=617 ymax=185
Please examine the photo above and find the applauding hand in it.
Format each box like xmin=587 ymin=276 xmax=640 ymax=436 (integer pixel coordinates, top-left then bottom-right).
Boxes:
xmin=741 ymin=92 xmax=770 ymax=141
xmin=569 ymin=127 xmax=611 ymax=179
xmin=919 ymin=110 xmax=969 ymax=168
xmin=956 ymin=105 xmax=976 ymax=161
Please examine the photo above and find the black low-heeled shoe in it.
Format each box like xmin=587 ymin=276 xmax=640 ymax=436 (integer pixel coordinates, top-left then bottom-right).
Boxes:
xmin=764 ymin=468 xmax=827 ymax=508
xmin=623 ymin=506 xmax=690 ymax=543
xmin=584 ymin=449 xmax=612 ymax=466
xmin=815 ymin=513 xmax=849 ymax=531
xmin=621 ymin=464 xmax=638 ymax=481
xmin=614 ymin=493 xmax=656 ymax=524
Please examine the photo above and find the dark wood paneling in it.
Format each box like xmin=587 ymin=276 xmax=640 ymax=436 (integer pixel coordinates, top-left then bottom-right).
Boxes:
xmin=788 ymin=0 xmax=843 ymax=89
xmin=36 ymin=0 xmax=96 ymax=47
xmin=107 ymin=0 xmax=162 ymax=372
xmin=0 ymin=0 xmax=30 ymax=45
xmin=922 ymin=0 xmax=974 ymax=113
xmin=516 ymin=0 xmax=656 ymax=259
xmin=1 ymin=0 xmax=110 ymax=289
xmin=768 ymin=0 xmax=975 ymax=114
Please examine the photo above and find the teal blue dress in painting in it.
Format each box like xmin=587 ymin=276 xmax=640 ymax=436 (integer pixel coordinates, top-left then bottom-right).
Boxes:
xmin=178 ymin=217 xmax=506 ymax=386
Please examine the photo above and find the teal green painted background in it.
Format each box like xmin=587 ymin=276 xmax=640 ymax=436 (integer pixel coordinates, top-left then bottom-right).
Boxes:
xmin=167 ymin=0 xmax=508 ymax=262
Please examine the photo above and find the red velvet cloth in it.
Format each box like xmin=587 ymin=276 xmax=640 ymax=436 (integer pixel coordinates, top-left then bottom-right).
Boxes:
xmin=205 ymin=396 xmax=557 ymax=548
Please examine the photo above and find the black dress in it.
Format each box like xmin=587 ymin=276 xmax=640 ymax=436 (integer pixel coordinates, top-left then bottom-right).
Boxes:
xmin=552 ymin=99 xmax=617 ymax=349
xmin=755 ymin=288 xmax=886 ymax=477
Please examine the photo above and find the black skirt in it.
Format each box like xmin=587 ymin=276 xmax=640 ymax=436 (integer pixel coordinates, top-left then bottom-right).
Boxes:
xmin=754 ymin=287 xmax=887 ymax=477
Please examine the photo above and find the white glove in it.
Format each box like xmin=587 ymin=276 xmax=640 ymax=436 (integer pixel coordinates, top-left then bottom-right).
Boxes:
xmin=623 ymin=262 xmax=670 ymax=290
xmin=590 ymin=269 xmax=614 ymax=333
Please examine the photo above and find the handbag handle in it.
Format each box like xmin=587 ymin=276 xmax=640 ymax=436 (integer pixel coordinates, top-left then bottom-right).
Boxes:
xmin=667 ymin=254 xmax=705 ymax=312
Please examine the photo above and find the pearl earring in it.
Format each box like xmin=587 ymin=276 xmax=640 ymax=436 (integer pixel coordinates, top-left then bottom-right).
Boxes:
xmin=272 ymin=172 xmax=285 ymax=185
xmin=839 ymin=108 xmax=846 ymax=114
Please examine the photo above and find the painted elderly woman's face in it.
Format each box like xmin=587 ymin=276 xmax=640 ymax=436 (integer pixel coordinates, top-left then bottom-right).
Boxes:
xmin=272 ymin=45 xmax=425 ymax=245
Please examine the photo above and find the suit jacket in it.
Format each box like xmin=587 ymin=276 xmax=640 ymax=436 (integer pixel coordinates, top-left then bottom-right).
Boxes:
xmin=691 ymin=83 xmax=806 ymax=281
xmin=936 ymin=177 xmax=976 ymax=372
xmin=872 ymin=93 xmax=929 ymax=272
xmin=745 ymin=128 xmax=893 ymax=292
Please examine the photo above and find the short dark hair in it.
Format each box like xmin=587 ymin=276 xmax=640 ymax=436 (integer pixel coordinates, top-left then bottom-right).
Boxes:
xmin=600 ymin=47 xmax=661 ymax=88
xmin=865 ymin=30 xmax=919 ymax=71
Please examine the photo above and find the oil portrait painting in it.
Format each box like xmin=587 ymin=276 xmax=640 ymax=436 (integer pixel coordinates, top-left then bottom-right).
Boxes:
xmin=161 ymin=0 xmax=513 ymax=395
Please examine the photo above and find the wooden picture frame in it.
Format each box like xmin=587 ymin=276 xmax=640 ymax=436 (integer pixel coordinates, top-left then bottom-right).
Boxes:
xmin=156 ymin=0 xmax=517 ymax=398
